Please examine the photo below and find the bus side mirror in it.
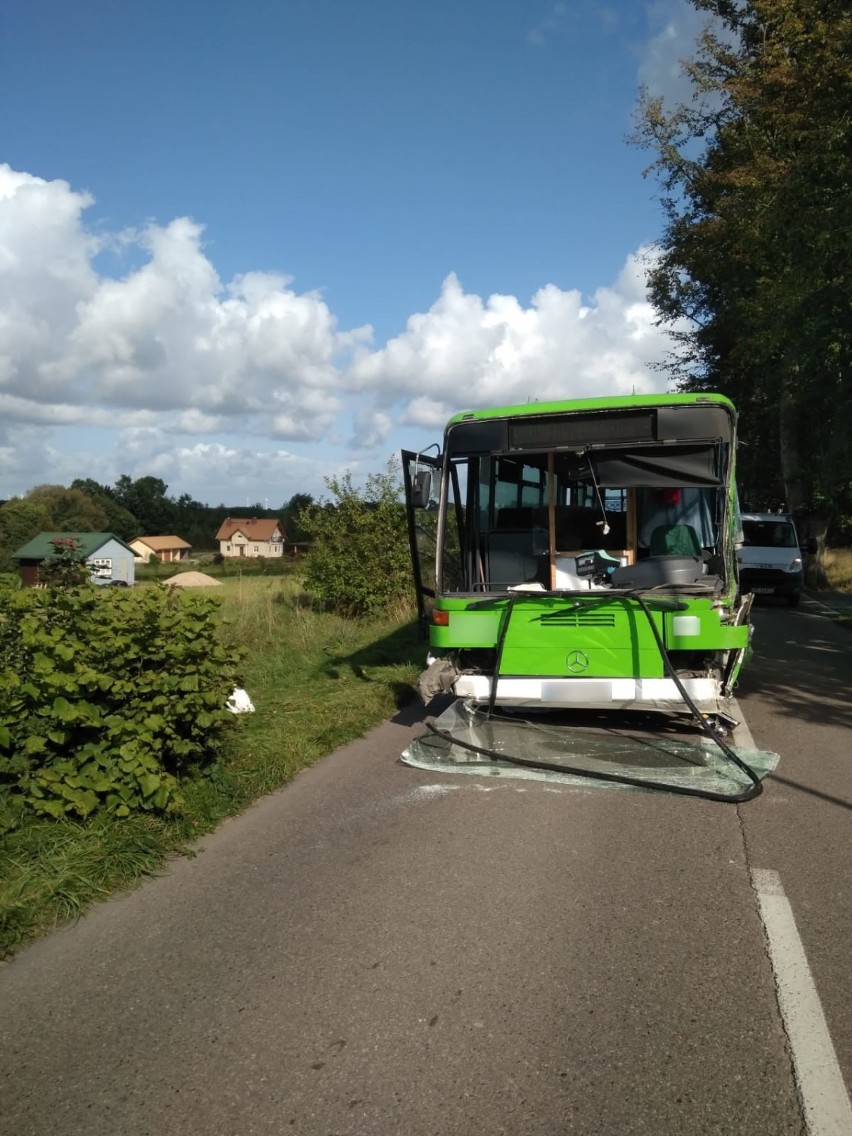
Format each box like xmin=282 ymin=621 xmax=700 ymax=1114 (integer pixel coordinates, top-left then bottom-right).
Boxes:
xmin=412 ymin=470 xmax=432 ymax=509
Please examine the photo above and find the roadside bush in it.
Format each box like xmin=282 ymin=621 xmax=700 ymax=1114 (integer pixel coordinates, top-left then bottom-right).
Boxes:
xmin=0 ymin=586 xmax=245 ymax=824
xmin=298 ymin=466 xmax=414 ymax=617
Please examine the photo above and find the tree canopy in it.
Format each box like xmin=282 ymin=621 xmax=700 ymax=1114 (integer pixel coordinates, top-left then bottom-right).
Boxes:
xmin=26 ymin=485 xmax=110 ymax=533
xmin=634 ymin=0 xmax=852 ymax=542
xmin=0 ymin=500 xmax=52 ymax=573
xmin=281 ymin=493 xmax=315 ymax=544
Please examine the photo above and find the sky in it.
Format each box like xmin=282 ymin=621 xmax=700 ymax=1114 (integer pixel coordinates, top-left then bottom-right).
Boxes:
xmin=0 ymin=0 xmax=712 ymax=508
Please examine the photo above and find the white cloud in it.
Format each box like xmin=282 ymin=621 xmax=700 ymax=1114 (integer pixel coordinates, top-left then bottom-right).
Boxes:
xmin=351 ymin=409 xmax=392 ymax=450
xmin=0 ymin=162 xmax=684 ymax=503
xmin=0 ymin=165 xmax=361 ymax=427
xmin=637 ymin=0 xmax=733 ymax=108
xmin=400 ymin=397 xmax=457 ymax=430
xmin=527 ymin=2 xmax=569 ymax=46
xmin=638 ymin=1 xmax=705 ymax=103
xmin=0 ymin=421 xmax=82 ymax=494
xmin=99 ymin=431 xmax=332 ymax=507
xmin=348 ymin=251 xmax=675 ymax=421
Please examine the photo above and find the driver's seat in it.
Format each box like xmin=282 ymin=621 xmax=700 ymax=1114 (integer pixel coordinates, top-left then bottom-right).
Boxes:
xmin=649 ymin=524 xmax=702 ymax=558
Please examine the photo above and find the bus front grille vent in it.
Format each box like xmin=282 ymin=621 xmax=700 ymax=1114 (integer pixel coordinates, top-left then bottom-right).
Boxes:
xmin=545 ymin=612 xmax=617 ymax=627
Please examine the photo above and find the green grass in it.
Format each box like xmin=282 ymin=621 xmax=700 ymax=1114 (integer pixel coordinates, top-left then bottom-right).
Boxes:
xmin=0 ymin=814 xmax=173 ymax=948
xmin=823 ymin=548 xmax=852 ymax=594
xmin=0 ymin=576 xmax=422 ymax=957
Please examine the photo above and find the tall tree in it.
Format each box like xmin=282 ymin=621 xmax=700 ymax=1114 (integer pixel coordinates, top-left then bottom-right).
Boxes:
xmin=0 ymin=499 xmax=52 ymax=572
xmin=114 ymin=475 xmax=177 ymax=535
xmin=172 ymin=492 xmax=225 ymax=551
xmin=281 ymin=492 xmax=315 ymax=544
xmin=26 ymin=485 xmax=109 ymax=532
xmin=634 ymin=0 xmax=852 ymax=550
xmin=70 ymin=478 xmax=140 ymax=540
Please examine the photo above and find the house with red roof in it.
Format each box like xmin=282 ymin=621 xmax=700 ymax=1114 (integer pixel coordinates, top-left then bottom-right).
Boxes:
xmin=215 ymin=518 xmax=285 ymax=558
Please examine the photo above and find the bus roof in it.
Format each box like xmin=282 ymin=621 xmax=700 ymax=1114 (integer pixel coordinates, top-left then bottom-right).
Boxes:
xmin=445 ymin=392 xmax=735 ymax=428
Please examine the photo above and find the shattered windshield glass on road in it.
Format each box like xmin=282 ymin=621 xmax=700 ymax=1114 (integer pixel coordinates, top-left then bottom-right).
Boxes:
xmin=402 ymin=701 xmax=778 ymax=796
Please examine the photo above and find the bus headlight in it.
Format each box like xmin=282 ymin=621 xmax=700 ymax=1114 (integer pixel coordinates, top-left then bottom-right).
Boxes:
xmin=673 ymin=615 xmax=701 ymax=637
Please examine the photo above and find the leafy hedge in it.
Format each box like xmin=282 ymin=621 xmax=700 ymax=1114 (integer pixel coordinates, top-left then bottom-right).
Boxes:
xmin=0 ymin=586 xmax=244 ymax=825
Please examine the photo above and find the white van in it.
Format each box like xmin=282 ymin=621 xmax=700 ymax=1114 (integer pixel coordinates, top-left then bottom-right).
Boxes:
xmin=737 ymin=512 xmax=806 ymax=606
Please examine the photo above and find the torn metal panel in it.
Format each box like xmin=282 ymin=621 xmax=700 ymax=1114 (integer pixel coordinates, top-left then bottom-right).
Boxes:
xmin=418 ymin=657 xmax=459 ymax=703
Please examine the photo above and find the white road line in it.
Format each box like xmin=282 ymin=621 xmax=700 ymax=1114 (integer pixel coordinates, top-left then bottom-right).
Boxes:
xmin=751 ymin=868 xmax=852 ymax=1136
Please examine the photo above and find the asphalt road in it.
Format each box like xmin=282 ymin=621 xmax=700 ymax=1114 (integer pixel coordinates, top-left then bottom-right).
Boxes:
xmin=2 ymin=597 xmax=850 ymax=1136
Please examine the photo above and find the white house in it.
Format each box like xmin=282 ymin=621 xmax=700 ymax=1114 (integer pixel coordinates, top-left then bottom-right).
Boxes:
xmin=215 ymin=518 xmax=285 ymax=558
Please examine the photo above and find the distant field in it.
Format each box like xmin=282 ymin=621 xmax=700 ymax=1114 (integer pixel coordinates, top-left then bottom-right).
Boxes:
xmin=135 ymin=553 xmax=302 ymax=582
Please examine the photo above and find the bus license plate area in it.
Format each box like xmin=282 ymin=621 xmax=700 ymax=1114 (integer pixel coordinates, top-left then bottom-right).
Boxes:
xmin=541 ymin=680 xmax=618 ymax=703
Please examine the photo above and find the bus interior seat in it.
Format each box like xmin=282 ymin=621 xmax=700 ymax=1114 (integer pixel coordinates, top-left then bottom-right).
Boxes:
xmin=649 ymin=523 xmax=703 ymax=558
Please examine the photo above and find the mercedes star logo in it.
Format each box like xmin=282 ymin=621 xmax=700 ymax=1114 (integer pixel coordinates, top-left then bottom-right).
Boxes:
xmin=566 ymin=650 xmax=590 ymax=674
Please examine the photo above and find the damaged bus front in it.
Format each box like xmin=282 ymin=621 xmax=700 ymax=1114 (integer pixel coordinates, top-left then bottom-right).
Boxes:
xmin=402 ymin=393 xmax=752 ymax=718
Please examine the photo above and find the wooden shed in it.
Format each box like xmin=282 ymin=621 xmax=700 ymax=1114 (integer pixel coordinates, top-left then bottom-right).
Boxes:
xmin=13 ymin=532 xmax=137 ymax=588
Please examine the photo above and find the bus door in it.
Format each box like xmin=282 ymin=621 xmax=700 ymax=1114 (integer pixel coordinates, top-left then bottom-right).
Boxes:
xmin=402 ymin=450 xmax=443 ymax=635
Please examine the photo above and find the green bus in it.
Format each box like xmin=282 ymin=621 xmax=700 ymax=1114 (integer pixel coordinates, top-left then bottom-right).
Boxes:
xmin=402 ymin=392 xmax=752 ymax=717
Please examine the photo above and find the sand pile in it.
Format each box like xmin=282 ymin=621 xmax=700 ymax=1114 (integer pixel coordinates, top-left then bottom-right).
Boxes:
xmin=164 ymin=571 xmax=222 ymax=587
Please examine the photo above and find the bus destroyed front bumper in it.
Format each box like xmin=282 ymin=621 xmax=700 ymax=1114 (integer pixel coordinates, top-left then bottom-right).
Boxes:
xmin=453 ymin=673 xmax=722 ymax=713
xmin=401 ymin=700 xmax=779 ymax=796
xmin=419 ymin=657 xmax=727 ymax=714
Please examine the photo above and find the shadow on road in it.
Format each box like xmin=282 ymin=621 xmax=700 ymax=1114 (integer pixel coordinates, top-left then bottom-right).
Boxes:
xmin=737 ymin=604 xmax=852 ymax=811
xmin=739 ymin=605 xmax=852 ymax=734
xmin=765 ymin=772 xmax=852 ymax=811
